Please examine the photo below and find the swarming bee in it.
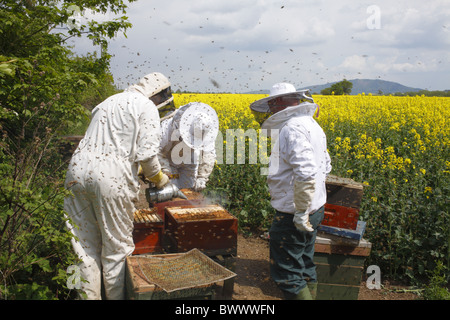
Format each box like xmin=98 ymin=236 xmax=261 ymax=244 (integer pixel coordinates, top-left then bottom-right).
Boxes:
xmin=173 ymin=92 xmax=449 ymax=282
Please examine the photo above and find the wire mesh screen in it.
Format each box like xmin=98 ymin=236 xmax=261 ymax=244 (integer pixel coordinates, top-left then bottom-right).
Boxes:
xmin=137 ymin=249 xmax=236 ymax=293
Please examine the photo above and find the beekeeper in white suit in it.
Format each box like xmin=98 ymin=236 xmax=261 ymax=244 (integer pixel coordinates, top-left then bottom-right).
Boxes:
xmin=64 ymin=72 xmax=172 ymax=300
xmin=250 ymin=83 xmax=332 ymax=300
xmin=156 ymin=102 xmax=219 ymax=191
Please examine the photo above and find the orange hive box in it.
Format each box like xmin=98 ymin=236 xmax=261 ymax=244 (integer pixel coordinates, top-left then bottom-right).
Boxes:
xmin=132 ymin=208 xmax=164 ymax=254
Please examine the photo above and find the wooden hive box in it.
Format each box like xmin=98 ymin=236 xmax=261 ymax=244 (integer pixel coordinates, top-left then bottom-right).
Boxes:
xmin=322 ymin=203 xmax=360 ymax=230
xmin=326 ymin=175 xmax=365 ymax=209
xmin=322 ymin=175 xmax=366 ymax=230
xmin=132 ymin=208 xmax=164 ymax=255
xmin=314 ymin=233 xmax=371 ymax=300
xmin=132 ymin=189 xmax=205 ymax=254
xmin=164 ymin=204 xmax=238 ymax=257
xmin=125 ymin=253 xmax=216 ymax=300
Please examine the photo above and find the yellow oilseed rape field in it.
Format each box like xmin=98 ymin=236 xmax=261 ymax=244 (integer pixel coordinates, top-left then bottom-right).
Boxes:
xmin=174 ymin=93 xmax=450 ymax=282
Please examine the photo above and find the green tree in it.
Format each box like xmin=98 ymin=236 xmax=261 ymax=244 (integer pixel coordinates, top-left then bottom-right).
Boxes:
xmin=0 ymin=0 xmax=135 ymax=299
xmin=321 ymin=79 xmax=353 ymax=95
xmin=320 ymin=87 xmax=332 ymax=95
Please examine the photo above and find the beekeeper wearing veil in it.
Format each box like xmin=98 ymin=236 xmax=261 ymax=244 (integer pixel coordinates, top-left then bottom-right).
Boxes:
xmin=250 ymin=82 xmax=332 ymax=300
xmin=157 ymin=102 xmax=219 ymax=191
xmin=64 ymin=72 xmax=171 ymax=300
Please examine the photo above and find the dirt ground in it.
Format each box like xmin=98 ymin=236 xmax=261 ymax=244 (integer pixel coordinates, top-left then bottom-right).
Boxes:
xmin=134 ymin=185 xmax=420 ymax=300
xmin=233 ymin=233 xmax=420 ymax=300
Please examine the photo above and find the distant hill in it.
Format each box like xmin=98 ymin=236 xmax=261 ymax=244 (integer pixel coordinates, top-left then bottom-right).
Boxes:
xmin=246 ymin=79 xmax=424 ymax=95
xmin=300 ymin=79 xmax=423 ymax=95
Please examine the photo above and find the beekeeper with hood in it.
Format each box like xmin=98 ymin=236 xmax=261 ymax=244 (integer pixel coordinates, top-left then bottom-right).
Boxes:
xmin=64 ymin=72 xmax=172 ymax=300
xmin=148 ymin=102 xmax=219 ymax=191
xmin=250 ymin=83 xmax=332 ymax=300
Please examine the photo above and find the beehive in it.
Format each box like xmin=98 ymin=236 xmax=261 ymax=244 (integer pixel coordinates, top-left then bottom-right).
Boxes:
xmin=164 ymin=204 xmax=238 ymax=256
xmin=132 ymin=208 xmax=164 ymax=254
xmin=326 ymin=175 xmax=365 ymax=209
xmin=322 ymin=203 xmax=360 ymax=230
xmin=133 ymin=189 xmax=205 ymax=254
xmin=323 ymin=175 xmax=366 ymax=230
xmin=314 ymin=234 xmax=372 ymax=300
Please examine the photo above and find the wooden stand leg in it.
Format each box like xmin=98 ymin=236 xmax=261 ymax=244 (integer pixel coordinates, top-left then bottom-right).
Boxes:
xmin=214 ymin=254 xmax=236 ymax=300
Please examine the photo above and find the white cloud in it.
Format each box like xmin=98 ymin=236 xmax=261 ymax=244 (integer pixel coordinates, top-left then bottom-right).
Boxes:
xmin=160 ymin=2 xmax=336 ymax=52
xmin=339 ymin=55 xmax=368 ymax=71
xmin=350 ymin=1 xmax=450 ymax=49
xmin=71 ymin=0 xmax=450 ymax=92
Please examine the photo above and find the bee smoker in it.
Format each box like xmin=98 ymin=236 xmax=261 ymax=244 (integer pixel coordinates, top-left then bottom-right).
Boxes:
xmin=145 ymin=183 xmax=187 ymax=204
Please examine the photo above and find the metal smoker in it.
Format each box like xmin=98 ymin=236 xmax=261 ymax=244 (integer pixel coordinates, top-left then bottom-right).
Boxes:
xmin=145 ymin=183 xmax=187 ymax=204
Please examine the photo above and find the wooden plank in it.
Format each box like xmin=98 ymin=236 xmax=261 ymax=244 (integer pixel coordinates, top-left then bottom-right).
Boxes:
xmin=316 ymin=234 xmax=371 ymax=247
xmin=318 ymin=221 xmax=367 ymax=241
xmin=315 ymin=243 xmax=371 ymax=256
xmin=315 ymin=234 xmax=372 ymax=257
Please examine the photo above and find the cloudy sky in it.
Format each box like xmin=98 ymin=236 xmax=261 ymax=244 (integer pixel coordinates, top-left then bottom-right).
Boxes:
xmin=72 ymin=0 xmax=450 ymax=93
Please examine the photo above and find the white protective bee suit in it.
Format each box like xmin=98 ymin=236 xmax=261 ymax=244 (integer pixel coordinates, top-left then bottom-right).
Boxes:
xmin=251 ymin=82 xmax=331 ymax=299
xmin=158 ymin=102 xmax=219 ymax=191
xmin=64 ymin=74 xmax=168 ymax=300
xmin=262 ymin=101 xmax=332 ymax=216
xmin=262 ymin=102 xmax=331 ymax=299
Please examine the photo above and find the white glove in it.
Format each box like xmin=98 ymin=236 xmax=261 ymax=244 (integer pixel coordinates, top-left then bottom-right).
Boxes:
xmin=197 ymin=152 xmax=216 ymax=179
xmin=193 ymin=178 xmax=207 ymax=191
xmin=293 ymin=179 xmax=316 ymax=233
xmin=293 ymin=211 xmax=314 ymax=232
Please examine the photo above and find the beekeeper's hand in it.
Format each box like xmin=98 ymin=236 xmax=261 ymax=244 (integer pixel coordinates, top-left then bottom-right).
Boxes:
xmin=193 ymin=178 xmax=207 ymax=191
xmin=148 ymin=170 xmax=170 ymax=189
xmin=293 ymin=179 xmax=316 ymax=233
xmin=293 ymin=211 xmax=314 ymax=232
xmin=140 ymin=157 xmax=169 ymax=189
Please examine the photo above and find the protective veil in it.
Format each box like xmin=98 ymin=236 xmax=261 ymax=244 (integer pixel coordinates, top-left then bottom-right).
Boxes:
xmin=158 ymin=102 xmax=219 ymax=190
xmin=64 ymin=86 xmax=162 ymax=299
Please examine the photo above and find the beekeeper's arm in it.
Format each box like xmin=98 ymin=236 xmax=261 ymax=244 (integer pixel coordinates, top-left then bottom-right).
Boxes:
xmin=157 ymin=152 xmax=172 ymax=175
xmin=136 ymin=101 xmax=169 ymax=189
xmin=325 ymin=147 xmax=332 ymax=175
xmin=285 ymin=127 xmax=318 ymax=232
xmin=157 ymin=118 xmax=176 ymax=175
xmin=194 ymin=148 xmax=216 ymax=191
